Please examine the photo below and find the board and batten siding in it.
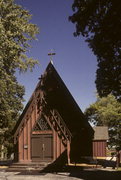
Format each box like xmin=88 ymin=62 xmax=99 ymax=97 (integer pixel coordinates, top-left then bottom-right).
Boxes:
xmin=93 ymin=140 xmax=107 ymax=157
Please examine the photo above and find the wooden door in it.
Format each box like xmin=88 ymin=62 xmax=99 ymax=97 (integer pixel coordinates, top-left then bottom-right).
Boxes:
xmin=31 ymin=134 xmax=53 ymax=161
xmin=43 ymin=135 xmax=53 ymax=159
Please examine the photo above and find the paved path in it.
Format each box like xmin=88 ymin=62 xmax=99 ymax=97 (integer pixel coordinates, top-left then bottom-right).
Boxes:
xmin=0 ymin=167 xmax=121 ymax=180
xmin=0 ymin=170 xmax=79 ymax=180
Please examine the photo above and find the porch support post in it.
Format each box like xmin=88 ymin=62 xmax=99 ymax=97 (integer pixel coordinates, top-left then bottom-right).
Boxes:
xmin=67 ymin=140 xmax=70 ymax=164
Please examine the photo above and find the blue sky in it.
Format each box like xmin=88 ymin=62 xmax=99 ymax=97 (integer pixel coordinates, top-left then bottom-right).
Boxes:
xmin=16 ymin=0 xmax=97 ymax=112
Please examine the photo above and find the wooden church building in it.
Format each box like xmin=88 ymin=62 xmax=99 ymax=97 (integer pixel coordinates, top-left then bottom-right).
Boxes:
xmin=13 ymin=62 xmax=94 ymax=164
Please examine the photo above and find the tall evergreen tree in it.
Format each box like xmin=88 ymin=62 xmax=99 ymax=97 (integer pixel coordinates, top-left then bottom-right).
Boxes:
xmin=69 ymin=0 xmax=121 ymax=100
xmin=0 ymin=0 xmax=39 ymax=157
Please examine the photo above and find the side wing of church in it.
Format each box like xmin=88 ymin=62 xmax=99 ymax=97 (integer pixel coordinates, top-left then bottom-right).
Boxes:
xmin=13 ymin=62 xmax=94 ymax=163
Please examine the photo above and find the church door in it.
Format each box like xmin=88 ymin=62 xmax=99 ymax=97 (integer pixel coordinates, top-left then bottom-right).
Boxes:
xmin=31 ymin=134 xmax=53 ymax=161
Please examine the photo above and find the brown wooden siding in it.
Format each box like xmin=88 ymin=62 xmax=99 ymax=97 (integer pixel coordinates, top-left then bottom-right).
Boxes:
xmin=93 ymin=140 xmax=107 ymax=157
xmin=15 ymin=98 xmax=67 ymax=162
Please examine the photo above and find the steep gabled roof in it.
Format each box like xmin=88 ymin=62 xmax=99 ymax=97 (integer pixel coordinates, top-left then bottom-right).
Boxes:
xmin=14 ymin=62 xmax=93 ymax=136
xmin=43 ymin=62 xmax=93 ymax=134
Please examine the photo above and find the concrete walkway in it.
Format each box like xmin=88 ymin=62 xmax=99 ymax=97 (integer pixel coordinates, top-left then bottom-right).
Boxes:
xmin=1 ymin=170 xmax=79 ymax=180
xmin=0 ymin=166 xmax=121 ymax=180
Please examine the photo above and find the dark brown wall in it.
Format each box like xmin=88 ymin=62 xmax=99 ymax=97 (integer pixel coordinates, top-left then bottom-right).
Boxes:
xmin=93 ymin=140 xmax=107 ymax=157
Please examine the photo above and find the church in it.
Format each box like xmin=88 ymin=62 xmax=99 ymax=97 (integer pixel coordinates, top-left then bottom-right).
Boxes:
xmin=13 ymin=62 xmax=94 ymax=164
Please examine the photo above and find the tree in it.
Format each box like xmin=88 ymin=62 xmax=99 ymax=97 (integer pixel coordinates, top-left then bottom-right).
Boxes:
xmin=0 ymin=0 xmax=39 ymax=157
xmin=69 ymin=0 xmax=121 ymax=100
xmin=85 ymin=94 xmax=121 ymax=148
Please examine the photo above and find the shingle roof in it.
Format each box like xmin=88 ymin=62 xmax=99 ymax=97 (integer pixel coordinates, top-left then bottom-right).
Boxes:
xmin=93 ymin=126 xmax=109 ymax=140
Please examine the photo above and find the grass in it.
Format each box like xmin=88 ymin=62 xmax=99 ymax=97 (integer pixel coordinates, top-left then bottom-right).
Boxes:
xmin=117 ymin=167 xmax=121 ymax=171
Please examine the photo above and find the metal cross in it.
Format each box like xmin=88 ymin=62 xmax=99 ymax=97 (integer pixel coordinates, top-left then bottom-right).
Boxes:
xmin=48 ymin=50 xmax=56 ymax=63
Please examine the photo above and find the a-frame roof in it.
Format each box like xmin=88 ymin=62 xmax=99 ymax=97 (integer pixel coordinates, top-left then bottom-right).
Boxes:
xmin=14 ymin=62 xmax=93 ymax=136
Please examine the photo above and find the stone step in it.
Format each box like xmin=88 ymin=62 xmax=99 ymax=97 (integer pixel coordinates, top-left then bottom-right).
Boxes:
xmin=8 ymin=162 xmax=50 ymax=171
xmin=9 ymin=165 xmax=45 ymax=169
xmin=10 ymin=163 xmax=46 ymax=167
xmin=8 ymin=166 xmax=44 ymax=171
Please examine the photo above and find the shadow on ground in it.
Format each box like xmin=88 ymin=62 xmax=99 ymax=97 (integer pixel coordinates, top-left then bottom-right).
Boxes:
xmin=40 ymin=164 xmax=121 ymax=180
xmin=67 ymin=167 xmax=121 ymax=180
xmin=4 ymin=154 xmax=121 ymax=180
xmin=5 ymin=165 xmax=121 ymax=180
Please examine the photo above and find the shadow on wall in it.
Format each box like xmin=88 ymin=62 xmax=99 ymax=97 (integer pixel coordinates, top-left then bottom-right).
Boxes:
xmin=70 ymin=133 xmax=93 ymax=163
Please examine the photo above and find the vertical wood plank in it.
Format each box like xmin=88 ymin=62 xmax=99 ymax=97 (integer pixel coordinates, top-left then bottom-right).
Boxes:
xmin=53 ymin=130 xmax=56 ymax=160
xmin=23 ymin=122 xmax=27 ymax=161
xmin=18 ymin=129 xmax=24 ymax=161
xmin=28 ymin=117 xmax=31 ymax=161
xmin=67 ymin=140 xmax=70 ymax=164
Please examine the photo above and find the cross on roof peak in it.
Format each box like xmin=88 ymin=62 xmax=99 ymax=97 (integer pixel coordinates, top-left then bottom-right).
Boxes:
xmin=48 ymin=49 xmax=56 ymax=63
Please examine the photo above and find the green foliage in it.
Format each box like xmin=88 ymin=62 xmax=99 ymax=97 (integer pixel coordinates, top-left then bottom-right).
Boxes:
xmin=0 ymin=0 xmax=39 ymax=73
xmin=85 ymin=94 xmax=121 ymax=148
xmin=0 ymin=0 xmax=39 ymax=157
xmin=69 ymin=0 xmax=121 ymax=100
